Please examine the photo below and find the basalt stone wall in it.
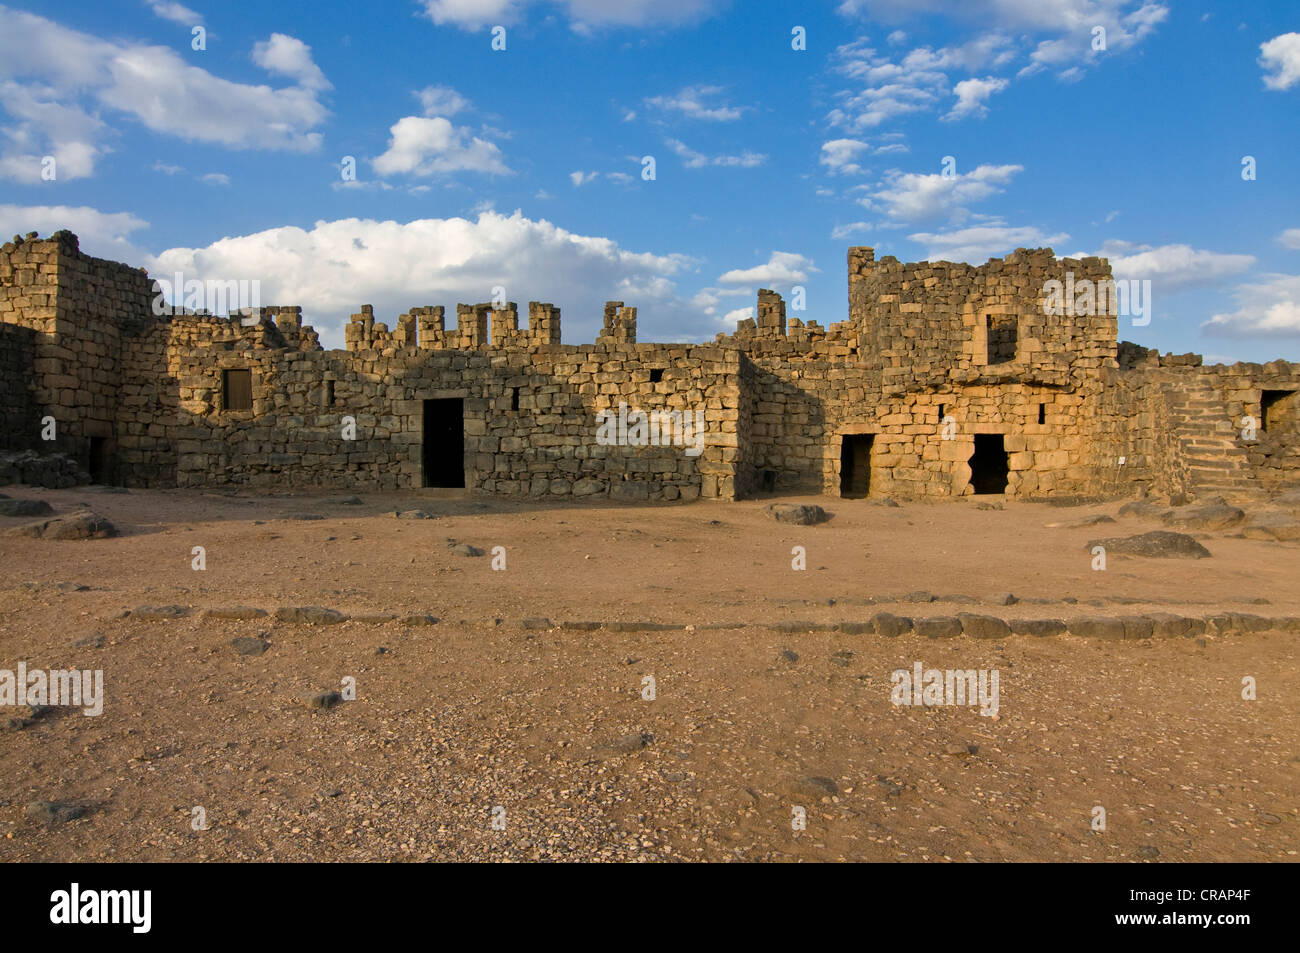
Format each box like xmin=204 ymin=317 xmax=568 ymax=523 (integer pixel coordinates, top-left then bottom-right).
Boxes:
xmin=159 ymin=319 xmax=742 ymax=500
xmin=0 ymin=232 xmax=154 ymax=475
xmin=0 ymin=321 xmax=37 ymax=452
xmin=114 ymin=318 xmax=180 ymax=487
xmin=3 ymin=232 xmax=1296 ymax=503
xmin=1214 ymin=361 xmax=1300 ymax=492
xmin=847 ymin=246 xmax=1117 ymax=389
xmin=737 ymin=348 xmax=1114 ymax=499
xmin=1 ymin=234 xmax=62 ymax=454
xmin=722 ymin=246 xmax=1129 ymax=499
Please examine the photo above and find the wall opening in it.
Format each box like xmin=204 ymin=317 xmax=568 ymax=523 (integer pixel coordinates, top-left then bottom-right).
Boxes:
xmin=968 ymin=434 xmax=1009 ymax=494
xmin=1261 ymin=390 xmax=1295 ymax=432
xmin=649 ymin=368 xmax=664 ymax=383
xmin=422 ymin=398 xmax=465 ymax=488
xmin=760 ymin=469 xmax=777 ymax=492
xmin=511 ymin=387 xmax=520 ymax=411
xmin=840 ymin=434 xmax=873 ymax=498
xmin=986 ymin=315 xmax=1017 ymax=365
xmin=1038 ymin=403 xmax=1046 ymax=425
xmin=222 ymin=368 xmax=252 ymax=411
xmin=323 ymin=380 xmax=335 ymax=407
xmin=87 ymin=436 xmax=108 ymax=484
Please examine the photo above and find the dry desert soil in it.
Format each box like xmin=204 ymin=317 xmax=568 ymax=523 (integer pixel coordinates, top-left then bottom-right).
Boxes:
xmin=1 ymin=485 xmax=1298 ymax=862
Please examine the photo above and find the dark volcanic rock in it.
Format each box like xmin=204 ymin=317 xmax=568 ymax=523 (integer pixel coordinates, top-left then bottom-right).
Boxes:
xmin=1086 ymin=531 xmax=1211 ymax=558
xmin=274 ymin=606 xmax=348 ymax=625
xmin=1161 ymin=503 xmax=1244 ymax=531
xmin=871 ymin=612 xmax=913 ymax=637
xmin=7 ymin=511 xmax=116 ymax=539
xmin=958 ymin=613 xmax=1011 ymax=639
xmin=0 ymin=499 xmax=53 ymax=517
xmin=764 ymin=503 xmax=829 ymax=525
xmin=915 ymin=616 xmax=962 ymax=639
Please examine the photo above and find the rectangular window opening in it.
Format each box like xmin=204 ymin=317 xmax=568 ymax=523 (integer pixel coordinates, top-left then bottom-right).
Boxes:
xmin=986 ymin=314 xmax=1017 ymax=365
xmin=1038 ymin=403 xmax=1046 ymax=425
xmin=649 ymin=368 xmax=664 ymax=383
xmin=222 ymin=368 xmax=252 ymax=412
xmin=511 ymin=387 xmax=520 ymax=411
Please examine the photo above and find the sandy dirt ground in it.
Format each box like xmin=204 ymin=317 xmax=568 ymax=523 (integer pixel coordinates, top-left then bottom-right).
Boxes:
xmin=0 ymin=485 xmax=1297 ymax=862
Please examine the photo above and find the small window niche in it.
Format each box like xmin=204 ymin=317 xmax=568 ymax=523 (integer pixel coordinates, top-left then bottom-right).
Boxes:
xmin=649 ymin=368 xmax=664 ymax=383
xmin=986 ymin=314 xmax=1018 ymax=365
xmin=222 ymin=368 xmax=253 ymax=412
xmin=511 ymin=387 xmax=521 ymax=411
xmin=1261 ymin=390 xmax=1296 ymax=432
xmin=1038 ymin=403 xmax=1046 ymax=425
xmin=323 ymin=380 xmax=335 ymax=407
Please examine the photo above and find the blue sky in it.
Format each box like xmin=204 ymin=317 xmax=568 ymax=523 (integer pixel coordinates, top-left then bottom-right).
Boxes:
xmin=1 ymin=0 xmax=1298 ymax=359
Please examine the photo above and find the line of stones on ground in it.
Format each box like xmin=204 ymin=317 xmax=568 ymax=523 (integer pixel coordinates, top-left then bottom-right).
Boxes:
xmin=114 ymin=605 xmax=1300 ymax=639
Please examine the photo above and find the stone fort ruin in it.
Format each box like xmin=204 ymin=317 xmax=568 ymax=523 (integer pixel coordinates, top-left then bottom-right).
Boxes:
xmin=1 ymin=230 xmax=1296 ymax=500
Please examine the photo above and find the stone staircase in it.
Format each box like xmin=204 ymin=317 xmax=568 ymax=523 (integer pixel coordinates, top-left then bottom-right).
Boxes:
xmin=1159 ymin=377 xmax=1263 ymax=500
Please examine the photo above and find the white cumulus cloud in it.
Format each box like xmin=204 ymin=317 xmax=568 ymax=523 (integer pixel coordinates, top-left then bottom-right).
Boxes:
xmin=864 ymin=163 xmax=1023 ymax=224
xmin=1203 ymin=274 xmax=1300 ymax=338
xmin=944 ymin=76 xmax=1008 ymax=120
xmin=1097 ymin=241 xmax=1255 ymax=291
xmin=146 ymin=211 xmax=698 ymax=346
xmin=148 ymin=2 xmax=201 ymax=24
xmin=252 ymin=34 xmax=331 ymax=92
xmin=0 ymin=203 xmax=150 ymax=262
xmin=1259 ymin=33 xmax=1300 ymax=91
xmin=907 ymin=223 xmax=1070 ymax=263
xmin=820 ymin=138 xmax=871 ymax=174
xmin=372 ymin=116 xmax=510 ymax=178
xmin=717 ymin=251 xmax=818 ymax=286
xmin=0 ymin=8 xmax=329 ymax=181
xmin=418 ymin=85 xmax=471 ymax=116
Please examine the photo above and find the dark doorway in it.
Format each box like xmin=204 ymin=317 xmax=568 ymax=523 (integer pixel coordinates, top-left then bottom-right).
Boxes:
xmin=88 ymin=436 xmax=108 ymax=484
xmin=968 ymin=434 xmax=1009 ymax=494
xmin=840 ymin=434 xmax=873 ymax=497
xmin=422 ymin=398 xmax=465 ymax=488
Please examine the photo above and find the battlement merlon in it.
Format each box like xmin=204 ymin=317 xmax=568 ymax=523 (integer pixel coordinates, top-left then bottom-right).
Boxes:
xmin=344 ymin=301 xmax=566 ymax=351
xmin=598 ymin=301 xmax=637 ymax=345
